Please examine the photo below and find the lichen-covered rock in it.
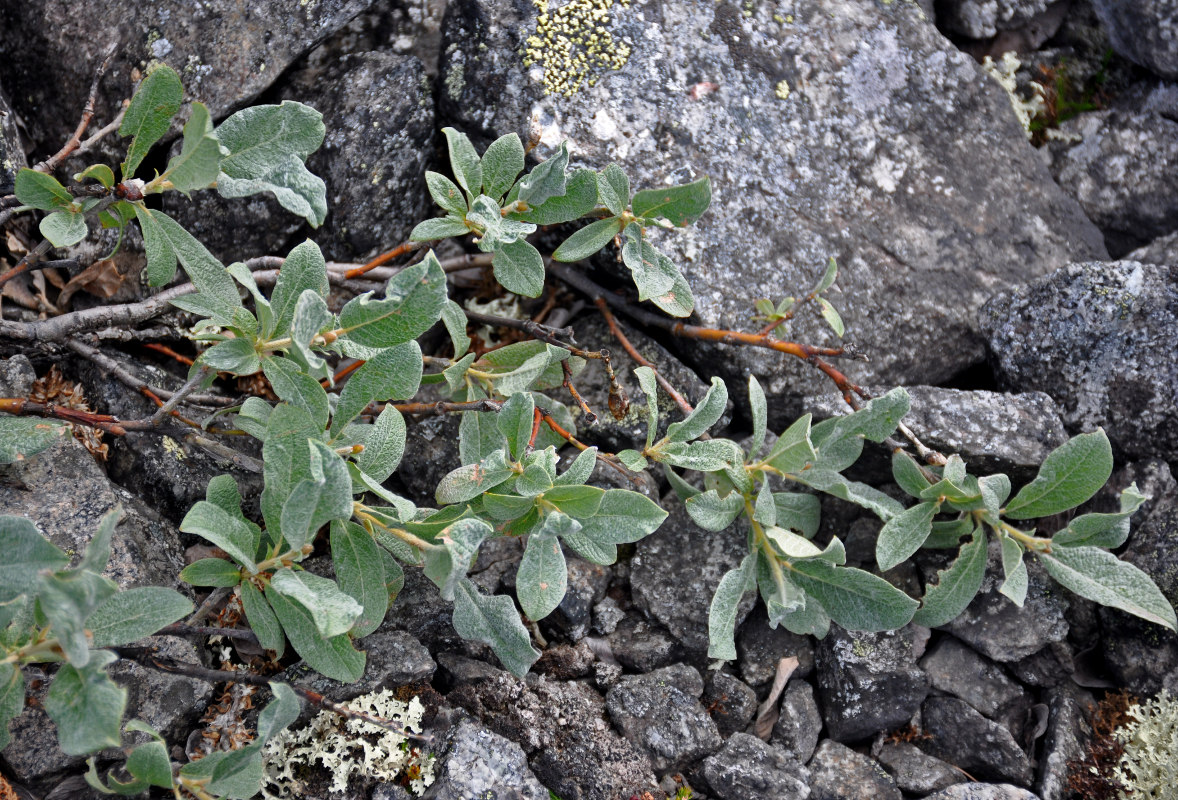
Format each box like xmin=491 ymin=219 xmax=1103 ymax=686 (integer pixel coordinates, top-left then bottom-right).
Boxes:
xmin=814 ymin=624 xmax=928 ymax=742
xmin=981 ymin=261 xmax=1178 ymax=462
xmin=1050 ymin=85 xmax=1178 ymax=256
xmin=920 ymin=636 xmax=1028 ymax=719
xmin=437 ymin=0 xmax=1105 ymax=424
xmin=701 ymin=733 xmax=810 ymax=800
xmin=1092 ymin=0 xmax=1178 ymax=79
xmin=1035 ymin=683 xmax=1096 ymax=800
xmin=0 ymin=82 xmax=25 ymax=196
xmin=936 ymin=0 xmax=1052 ymax=39
xmin=737 ymin=607 xmax=816 ymax=688
xmin=605 ymin=663 xmax=723 ymax=773
xmin=920 ymin=697 xmax=1034 ymax=786
xmin=0 ymin=355 xmax=35 ymax=396
xmin=771 ymin=680 xmax=823 ymax=763
xmin=420 ymin=718 xmax=548 ymax=800
xmin=808 ymin=739 xmax=902 ymax=800
xmin=1129 ymin=228 xmax=1178 ymax=264
xmin=631 ymin=505 xmax=754 ymax=656
xmin=0 ymin=0 xmax=373 ymax=158
xmin=924 ymin=784 xmax=1041 ymax=800
xmin=874 ymin=741 xmax=965 ymax=795
xmin=703 ymin=670 xmax=758 ymax=738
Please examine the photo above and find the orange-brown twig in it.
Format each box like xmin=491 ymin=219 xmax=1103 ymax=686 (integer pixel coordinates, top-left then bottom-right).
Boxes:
xmin=343 ymin=241 xmax=426 ymax=279
xmin=144 ymin=342 xmax=196 ymax=366
xmin=525 ymin=407 xmax=544 ymax=454
xmin=595 ymin=296 xmax=689 ymax=416
xmin=33 ymin=44 xmax=117 ymax=174
xmin=0 ymin=397 xmax=126 ymax=435
xmin=561 ymin=360 xmax=597 ymax=424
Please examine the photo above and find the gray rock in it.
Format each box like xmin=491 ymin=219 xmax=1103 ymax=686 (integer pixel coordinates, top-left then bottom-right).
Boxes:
xmin=737 ymin=607 xmax=816 ymax=688
xmin=1128 ymin=228 xmax=1178 ymax=264
xmin=701 ymin=733 xmax=810 ymax=800
xmin=936 ymin=0 xmax=1052 ymax=39
xmin=920 ymin=697 xmax=1034 ymax=786
xmin=0 ymin=435 xmax=187 ymax=591
xmin=924 ymin=784 xmax=1041 ymax=800
xmin=631 ymin=505 xmax=754 ymax=656
xmin=1 ymin=83 xmax=25 ymax=196
xmin=542 ymin=555 xmax=609 ymax=642
xmin=420 ymin=718 xmax=548 ymax=800
xmin=437 ymin=0 xmax=1105 ymax=425
xmin=814 ymin=625 xmax=928 ymax=742
xmin=0 ymin=355 xmax=35 ymax=396
xmin=929 ymin=536 xmax=1069 ymax=663
xmin=1035 ymin=683 xmax=1096 ymax=800
xmin=592 ymin=595 xmax=625 ymax=635
xmin=284 ymin=629 xmax=435 ymax=713
xmin=771 ymin=680 xmax=824 ymax=763
xmin=874 ymin=741 xmax=965 ymax=795
xmin=0 ymin=0 xmax=373 ymax=160
xmin=370 ymin=784 xmax=415 ymax=800
xmin=1050 ymin=86 xmax=1178 ymax=256
xmin=161 ymin=187 xmax=305 ymax=265
xmin=805 ymin=387 xmax=1069 ymax=480
xmin=920 ymin=636 xmax=1028 ymax=718
xmin=1007 ymin=642 xmax=1075 ymax=688
xmin=445 ymin=665 xmax=659 ymax=800
xmin=981 ymin=261 xmax=1178 ymax=462
xmin=605 ymin=663 xmax=723 ymax=773
xmin=397 ymin=414 xmax=462 ymax=507
xmin=1093 ymin=0 xmax=1178 ymax=79
xmin=607 ymin=613 xmax=681 ymax=673
xmin=1100 ymin=608 xmax=1178 ymax=695
xmin=380 ymin=567 xmax=467 ymax=655
xmin=808 ymin=739 xmax=902 ymax=800
xmin=703 ymin=670 xmax=758 ymax=738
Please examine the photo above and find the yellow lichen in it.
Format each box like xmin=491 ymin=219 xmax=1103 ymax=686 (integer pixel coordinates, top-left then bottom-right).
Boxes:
xmin=775 ymin=79 xmax=790 ymax=100
xmin=523 ymin=0 xmax=633 ymax=97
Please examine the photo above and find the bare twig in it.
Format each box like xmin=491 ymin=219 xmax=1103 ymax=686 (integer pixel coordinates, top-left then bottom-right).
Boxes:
xmin=0 ymin=282 xmax=196 ymax=342
xmin=184 ymin=433 xmax=264 ymax=473
xmin=149 ymin=364 xmax=212 ymax=426
xmin=67 ymin=338 xmax=235 ymax=406
xmin=33 ymin=44 xmax=119 ymax=174
xmin=158 ymin=624 xmax=260 ymax=644
xmin=595 ymin=296 xmax=690 ymax=416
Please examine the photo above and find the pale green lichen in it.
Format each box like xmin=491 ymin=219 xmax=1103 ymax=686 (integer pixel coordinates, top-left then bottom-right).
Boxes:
xmin=1112 ymin=690 xmax=1178 ymax=799
xmin=775 ymin=80 xmax=790 ymax=100
xmin=981 ymin=51 xmax=1045 ymax=139
xmin=523 ymin=0 xmax=632 ymax=97
xmin=261 ymin=690 xmax=434 ymax=797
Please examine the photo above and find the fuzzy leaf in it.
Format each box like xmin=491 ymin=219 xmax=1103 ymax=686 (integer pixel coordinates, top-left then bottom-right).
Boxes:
xmin=271 ymin=239 xmax=329 ymax=336
xmin=517 ymin=514 xmax=571 ymax=620
xmin=553 ymin=218 xmax=622 ymax=262
xmin=876 ymin=500 xmax=939 ymax=571
xmin=912 ymin=528 xmax=987 ymax=627
xmin=498 ymin=392 xmax=536 ymax=461
xmin=510 ymin=168 xmax=598 ymax=225
xmin=667 ymin=376 xmax=727 ymax=443
xmin=411 ymin=216 xmax=470 ymax=241
xmin=631 ymin=176 xmax=711 ymax=226
xmin=355 ymin=405 xmax=408 ymax=484
xmin=86 ymin=587 xmax=193 ymax=647
xmin=264 ymin=585 xmax=365 ymax=682
xmin=443 ymin=128 xmax=482 ymax=199
xmin=492 ymin=239 xmax=546 ymax=298
xmin=180 ymin=501 xmax=259 ymax=572
xmin=179 ymin=558 xmax=242 ymax=588
xmin=1039 ymin=546 xmax=1177 ymax=631
xmin=240 ymin=581 xmax=284 ymax=658
xmin=331 ymin=521 xmax=388 ymax=638
xmin=789 ymin=560 xmax=918 ymax=632
xmin=1053 ymin=482 xmax=1147 ymax=549
xmin=332 ymin=341 xmax=422 ymax=434
xmin=0 ymin=516 xmax=68 ymax=599
xmin=543 ymin=485 xmax=604 ymax=518
xmin=161 ymin=102 xmax=222 ymax=193
xmin=202 ymin=338 xmax=260 ymax=376
xmin=270 ymin=568 xmax=363 ymax=638
xmin=120 ymin=65 xmax=182 ymax=179
xmin=442 ymin=299 xmax=472 ymax=358
xmin=40 ymin=210 xmax=87 ymax=248
xmin=436 ymin=450 xmax=515 ymax=504
xmin=44 ymin=651 xmax=126 ymax=755
xmin=14 ymin=168 xmax=72 ymax=210
xmin=621 ymin=224 xmax=676 ymax=300
xmin=685 ymin=489 xmax=744 ymax=531
xmin=452 ymin=578 xmax=539 ymax=677
xmin=425 ymin=171 xmax=468 ymax=216
xmin=801 ymin=469 xmax=904 ymax=521
xmin=773 ymin=493 xmax=821 ymax=538
xmin=748 ymin=375 xmax=768 ymax=459
xmin=424 ymin=518 xmax=494 ymax=601
xmin=765 ymin=414 xmax=817 ymax=475
xmin=998 ymin=536 xmax=1028 ymax=606
xmin=575 ymin=489 xmax=667 ymax=545
xmin=481 ymin=133 xmax=526 ymax=199
xmin=892 ymin=451 xmax=931 ymax=498
xmin=816 ymin=297 xmax=844 ymax=337
xmin=597 ymin=164 xmax=629 ymax=216
xmin=0 ymin=661 xmax=24 ymax=750
xmin=516 ymin=141 xmax=569 ymax=207
xmin=136 ymin=206 xmax=240 ymax=312
xmin=263 ymin=356 xmax=329 ymax=430
xmin=339 ymin=252 xmax=447 ymax=348
xmin=708 ymin=551 xmax=756 ymax=660
xmin=1005 ymin=430 xmax=1113 ymax=520
xmin=554 ymin=447 xmax=598 ymax=487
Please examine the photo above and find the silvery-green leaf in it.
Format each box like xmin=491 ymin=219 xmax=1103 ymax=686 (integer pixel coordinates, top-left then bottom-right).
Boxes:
xmin=86 ymin=587 xmax=193 ymax=647
xmin=40 ymin=210 xmax=87 ymax=248
xmin=481 ymin=132 xmax=525 ymax=199
xmin=1039 ymin=546 xmax=1176 ymax=631
xmin=425 ymin=170 xmax=468 ymax=216
xmin=263 ymin=356 xmax=329 ymax=431
xmin=443 ymin=128 xmax=482 ymax=199
xmin=575 ymin=489 xmax=667 ymax=544
xmin=44 ymin=651 xmax=125 ymax=755
xmin=517 ymin=514 xmax=571 ymax=620
xmin=789 ymin=560 xmax=918 ymax=632
xmin=331 ymin=341 xmax=422 ymax=434
xmin=875 ymin=500 xmax=939 ymax=571
xmin=120 ymin=65 xmax=182 ymax=179
xmin=338 ymin=252 xmax=447 ymax=349
xmin=436 ymin=450 xmax=514 ymax=504
xmin=271 ymin=239 xmax=329 ymax=336
xmin=748 ymin=375 xmax=768 ymax=459
xmin=269 ymin=568 xmax=363 ymax=638
xmin=492 ymin=240 xmax=546 ymax=298
xmin=554 ymin=446 xmax=598 ymax=487
xmin=708 ymin=551 xmax=756 ymax=660
xmin=516 ymin=140 xmax=569 ymax=207
xmin=772 ymin=493 xmax=821 ymax=539
xmin=498 ymin=392 xmax=536 ymax=461
xmin=330 ymin=521 xmax=388 ymax=638
xmin=667 ymin=376 xmax=727 ymax=443
xmin=553 ymin=218 xmax=622 ymax=262
xmin=264 ymin=585 xmax=364 ymax=682
xmin=240 ymin=581 xmax=284 ymax=658
xmin=1005 ymin=430 xmax=1113 ymax=520
xmin=452 ymin=577 xmax=539 ymax=678
xmin=892 ymin=450 xmax=932 ymax=498
xmin=765 ymin=414 xmax=816 ymax=475
xmin=998 ymin=535 xmax=1028 ymax=606
xmin=631 ymin=176 xmax=711 ymax=226
xmin=912 ymin=528 xmax=987 ymax=628
xmin=597 ymin=164 xmax=630 ymax=216
xmin=136 ymin=207 xmax=239 ymax=312
xmin=1053 ymin=482 xmax=1147 ymax=549
xmin=355 ymin=405 xmax=407 ymax=484
xmin=685 ymin=489 xmax=744 ymax=531
xmin=161 ymin=101 xmax=222 ymax=193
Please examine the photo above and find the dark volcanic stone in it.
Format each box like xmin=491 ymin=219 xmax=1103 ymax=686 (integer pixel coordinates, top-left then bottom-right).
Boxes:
xmin=437 ymin=0 xmax=1105 ymax=424
xmin=703 ymin=670 xmax=758 ymax=738
xmin=541 ymin=555 xmax=610 ymax=642
xmin=874 ymin=741 xmax=965 ymax=795
xmin=936 ymin=0 xmax=1052 ymax=39
xmin=981 ymin=261 xmax=1178 ymax=462
xmin=1 ymin=82 xmax=25 ymax=195
xmin=771 ymin=680 xmax=824 ymax=763
xmin=701 ymin=733 xmax=810 ymax=800
xmin=607 ymin=613 xmax=681 ymax=673
xmin=814 ymin=625 xmax=929 ymax=742
xmin=420 ymin=718 xmax=548 ymax=800
xmin=920 ymin=636 xmax=1028 ymax=718
xmin=920 ymin=697 xmax=1034 ymax=787
xmin=1035 ymin=683 xmax=1096 ymax=800
xmin=1092 ymin=0 xmax=1178 ymax=79
xmin=284 ymin=629 xmax=436 ymax=713
xmin=808 ymin=739 xmax=902 ymax=800
xmin=738 ymin=607 xmax=816 ymax=689
xmin=605 ymin=664 xmax=723 ymax=773
xmin=924 ymin=783 xmax=1041 ymax=799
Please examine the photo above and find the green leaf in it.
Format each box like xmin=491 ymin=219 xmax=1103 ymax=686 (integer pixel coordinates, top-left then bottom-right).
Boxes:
xmin=411 ymin=215 xmax=471 ymax=241
xmin=876 ymin=501 xmax=939 ymax=571
xmin=44 ymin=650 xmax=126 ymax=755
xmin=553 ymin=218 xmax=622 ymax=262
xmin=752 ymin=482 xmax=776 ymax=527
xmin=426 ymin=171 xmax=468 ymax=217
xmin=998 ymin=535 xmax=1028 ymax=606
xmin=271 ymin=239 xmax=329 ymax=337
xmin=442 ymin=299 xmax=471 ymax=359
xmin=1005 ymin=430 xmax=1113 ymax=520
xmin=543 ymin=485 xmax=604 ymax=518
xmin=554 ymin=446 xmax=598 ymax=487
xmin=621 ymin=223 xmax=676 ymax=300
xmin=339 ymin=252 xmax=448 ymax=348
xmin=616 ymin=449 xmax=648 ymax=471
xmin=424 ymin=518 xmax=494 ymax=600
xmin=14 ymin=168 xmax=72 ymax=210
xmin=912 ymin=528 xmax=987 ymax=627
xmin=123 ymin=730 xmax=173 ymax=789
xmin=0 ymin=515 xmax=69 ymax=598
xmin=79 ymin=508 xmax=120 ymax=575
xmin=240 ymin=581 xmax=284 ymax=658
xmin=270 ymin=568 xmax=363 ymax=638
xmin=801 ymin=469 xmax=904 ymax=521
xmin=773 ymin=493 xmax=821 ymax=538
xmin=120 ymin=65 xmax=182 ymax=179
xmin=498 ymin=392 xmax=536 ymax=461
xmin=814 ymin=388 xmax=910 ymax=448
xmin=37 ymin=569 xmax=116 ymax=665
xmin=516 ymin=140 xmax=569 ymax=207
xmin=631 ymin=176 xmax=711 ymax=226
xmin=443 ymin=128 xmax=482 ymax=200
xmin=816 ymin=297 xmax=843 ymax=338
xmin=355 ymin=405 xmax=408 ymax=484
xmin=516 ymin=462 xmax=554 ymax=496
xmin=180 ymin=558 xmax=242 ymax=587
xmin=332 ymin=341 xmax=422 ymax=434
xmin=257 ymin=682 xmax=300 ymax=742
xmin=685 ymin=489 xmax=744 ymax=531
xmin=136 ymin=207 xmax=240 ymax=313
xmin=481 ymin=133 xmax=526 ymax=199
xmin=87 ymin=587 xmax=193 ymax=647
xmin=460 ymin=405 xmax=508 ymax=466
xmin=215 ymin=101 xmax=327 ymax=226
xmin=575 ymin=489 xmax=667 ymax=545
xmin=263 ymin=356 xmax=329 ymax=430
xmin=480 ymin=341 xmax=577 ymax=392
xmin=667 ymin=376 xmax=727 ymax=443
xmin=892 ymin=451 xmax=931 ymax=498
xmin=259 ymin=403 xmax=321 ymax=536
xmin=656 ymin=439 xmax=743 ymax=472
xmin=0 ymin=663 xmax=25 ymax=751
xmin=436 ymin=450 xmax=515 ymax=504
xmin=813 ymin=257 xmax=838 ymax=294
xmin=40 ymin=210 xmax=87 ymax=247
xmin=331 ymin=521 xmax=388 ymax=638
xmin=201 ymin=338 xmax=260 ymax=375
xmin=483 ymin=492 xmax=536 ymax=521
xmin=75 ymin=164 xmax=116 ymax=190
xmin=180 ymin=500 xmax=260 ymax=572
xmin=452 ymin=577 xmax=540 ymax=678
xmin=765 ymin=414 xmax=817 ymax=474
xmin=748 ymin=375 xmax=768 ymax=459
xmin=924 ymin=517 xmax=974 ymax=548
xmin=764 ymin=526 xmax=825 ymax=559
xmin=178 ymin=750 xmax=260 ymax=800
xmin=597 ymin=164 xmax=629 ymax=216
xmin=492 ymin=240 xmax=546 ymax=298
xmin=281 ymin=440 xmax=353 ymax=550
xmin=161 ymin=102 xmax=222 ymax=193
xmin=708 ymin=551 xmax=756 ymax=660
xmin=1053 ymin=482 xmax=1147 ymax=549
xmin=634 ymin=366 xmax=659 ymax=449
xmin=778 ymin=593 xmax=830 ymax=638
xmin=517 ymin=514 xmax=571 ymax=619
xmin=1039 ymin=546 xmax=1177 ymax=631
xmin=789 ymin=560 xmax=918 ymax=632
xmin=510 ymin=168 xmax=598 ymax=225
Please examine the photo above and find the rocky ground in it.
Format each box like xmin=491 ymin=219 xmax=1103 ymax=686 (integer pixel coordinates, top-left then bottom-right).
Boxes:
xmin=2 ymin=0 xmax=1177 ymax=798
